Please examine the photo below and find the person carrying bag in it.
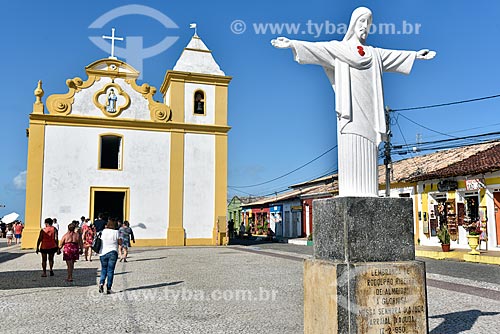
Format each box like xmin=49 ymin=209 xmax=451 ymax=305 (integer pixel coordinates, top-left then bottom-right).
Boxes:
xmin=91 ymin=232 xmax=102 ymax=253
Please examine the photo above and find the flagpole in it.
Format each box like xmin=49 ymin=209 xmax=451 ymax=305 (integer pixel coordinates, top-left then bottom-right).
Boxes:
xmin=190 ymin=23 xmax=198 ymax=36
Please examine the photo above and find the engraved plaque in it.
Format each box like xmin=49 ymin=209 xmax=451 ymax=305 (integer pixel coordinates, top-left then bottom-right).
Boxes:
xmin=355 ymin=262 xmax=427 ymax=334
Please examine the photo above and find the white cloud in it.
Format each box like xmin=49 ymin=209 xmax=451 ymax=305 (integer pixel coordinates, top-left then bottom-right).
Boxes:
xmin=13 ymin=171 xmax=26 ymax=190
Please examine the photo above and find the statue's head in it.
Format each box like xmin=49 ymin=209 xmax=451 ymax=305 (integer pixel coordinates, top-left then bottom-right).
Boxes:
xmin=343 ymin=7 xmax=372 ymax=44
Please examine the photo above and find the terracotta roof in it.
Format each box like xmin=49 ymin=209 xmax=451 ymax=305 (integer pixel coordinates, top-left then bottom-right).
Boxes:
xmin=243 ymin=181 xmax=338 ymax=207
xmin=243 ymin=189 xmax=303 ymax=207
xmin=228 ymin=195 xmax=265 ymax=205
xmin=239 ymin=142 xmax=500 ymax=207
xmin=380 ymin=141 xmax=500 ymax=183
xmin=290 ymin=174 xmax=338 ymax=189
xmin=406 ymin=142 xmax=500 ymax=181
xmin=299 ymin=181 xmax=338 ymax=197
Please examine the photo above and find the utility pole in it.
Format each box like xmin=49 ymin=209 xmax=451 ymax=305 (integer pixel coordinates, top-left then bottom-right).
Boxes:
xmin=384 ymin=106 xmax=392 ymax=197
xmin=415 ymin=133 xmax=422 ymax=153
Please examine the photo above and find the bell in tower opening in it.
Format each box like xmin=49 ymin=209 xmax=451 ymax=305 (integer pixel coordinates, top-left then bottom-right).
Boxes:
xmin=194 ymin=91 xmax=205 ymax=115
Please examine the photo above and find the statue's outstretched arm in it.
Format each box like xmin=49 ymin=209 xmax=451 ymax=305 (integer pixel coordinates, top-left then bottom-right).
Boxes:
xmin=271 ymin=37 xmax=292 ymax=49
xmin=416 ymin=49 xmax=436 ymax=60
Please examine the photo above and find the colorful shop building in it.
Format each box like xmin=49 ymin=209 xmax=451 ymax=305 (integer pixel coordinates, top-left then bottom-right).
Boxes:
xmin=240 ymin=178 xmax=337 ymax=238
xmin=289 ymin=175 xmax=337 ymax=238
xmin=242 ymin=191 xmax=301 ymax=238
xmin=384 ymin=141 xmax=500 ymax=251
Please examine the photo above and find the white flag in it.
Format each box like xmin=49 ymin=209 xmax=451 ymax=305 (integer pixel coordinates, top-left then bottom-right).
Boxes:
xmin=190 ymin=23 xmax=197 ymax=29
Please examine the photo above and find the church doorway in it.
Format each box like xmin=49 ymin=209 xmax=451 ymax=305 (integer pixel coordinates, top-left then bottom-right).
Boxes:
xmin=90 ymin=187 xmax=129 ymax=222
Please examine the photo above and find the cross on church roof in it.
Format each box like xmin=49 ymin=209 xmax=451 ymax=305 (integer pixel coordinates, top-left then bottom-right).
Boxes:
xmin=102 ymin=28 xmax=124 ymax=59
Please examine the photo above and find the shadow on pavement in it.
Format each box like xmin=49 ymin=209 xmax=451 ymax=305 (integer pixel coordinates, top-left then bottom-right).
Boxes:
xmin=0 ymin=252 xmax=25 ymax=264
xmin=429 ymin=309 xmax=500 ymax=334
xmin=0 ymin=268 xmax=97 ymax=289
xmin=228 ymin=237 xmax=280 ymax=246
xmin=130 ymin=248 xmax=165 ymax=254
xmin=132 ymin=257 xmax=168 ymax=263
xmin=122 ymin=281 xmax=183 ymax=292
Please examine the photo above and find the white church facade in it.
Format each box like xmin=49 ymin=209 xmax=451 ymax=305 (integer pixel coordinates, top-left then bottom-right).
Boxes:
xmin=23 ymin=34 xmax=231 ymax=247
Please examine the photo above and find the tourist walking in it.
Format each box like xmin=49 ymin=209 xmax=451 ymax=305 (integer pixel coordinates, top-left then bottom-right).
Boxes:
xmin=118 ymin=221 xmax=135 ymax=262
xmin=52 ymin=218 xmax=59 ymax=231
xmin=59 ymin=222 xmax=83 ymax=282
xmin=82 ymin=220 xmax=95 ymax=261
xmin=228 ymin=219 xmax=234 ymax=239
xmin=13 ymin=221 xmax=23 ymax=244
xmin=93 ymin=213 xmax=107 ymax=233
xmin=36 ymin=218 xmax=59 ymax=277
xmin=239 ymin=222 xmax=245 ymax=238
xmin=0 ymin=221 xmax=6 ymax=238
xmin=98 ymin=218 xmax=122 ymax=294
xmin=6 ymin=225 xmax=14 ymax=246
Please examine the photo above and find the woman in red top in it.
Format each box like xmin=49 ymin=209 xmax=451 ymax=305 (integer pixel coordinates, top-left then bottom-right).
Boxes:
xmin=36 ymin=218 xmax=59 ymax=277
xmin=14 ymin=221 xmax=24 ymax=244
xmin=82 ymin=220 xmax=95 ymax=261
xmin=60 ymin=222 xmax=83 ymax=282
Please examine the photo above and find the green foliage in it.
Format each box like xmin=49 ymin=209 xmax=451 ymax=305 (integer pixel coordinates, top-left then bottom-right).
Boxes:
xmin=437 ymin=226 xmax=450 ymax=244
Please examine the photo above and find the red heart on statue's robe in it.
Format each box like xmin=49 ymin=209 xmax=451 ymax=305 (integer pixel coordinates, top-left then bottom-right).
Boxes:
xmin=357 ymin=46 xmax=365 ymax=56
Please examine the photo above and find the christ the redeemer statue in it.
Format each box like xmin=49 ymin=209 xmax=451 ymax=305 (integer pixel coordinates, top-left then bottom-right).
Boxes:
xmin=272 ymin=7 xmax=435 ymax=197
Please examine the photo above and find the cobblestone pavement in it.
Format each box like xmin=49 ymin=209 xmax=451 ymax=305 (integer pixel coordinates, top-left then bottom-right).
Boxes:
xmin=0 ymin=242 xmax=499 ymax=334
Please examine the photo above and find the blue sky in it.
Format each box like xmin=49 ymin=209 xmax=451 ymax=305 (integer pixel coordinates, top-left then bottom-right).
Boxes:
xmin=1 ymin=1 xmax=500 ymax=221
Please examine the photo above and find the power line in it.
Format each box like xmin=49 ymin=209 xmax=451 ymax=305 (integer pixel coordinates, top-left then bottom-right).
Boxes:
xmin=260 ymin=187 xmax=295 ymax=198
xmin=393 ymin=139 xmax=500 ymax=155
xmin=391 ymin=93 xmax=500 ymax=112
xmin=393 ymin=130 xmax=500 ymax=149
xmin=227 ymin=186 xmax=256 ymax=197
xmin=229 ymin=166 xmax=339 ymax=199
xmin=425 ymin=121 xmax=500 ymax=139
xmin=395 ymin=113 xmax=461 ymax=139
xmin=314 ymin=167 xmax=338 ymax=179
xmin=235 ymin=166 xmax=338 ymax=198
xmin=393 ymin=114 xmax=411 ymax=154
xmin=229 ymin=145 xmax=337 ymax=189
xmin=393 ymin=115 xmax=421 ymax=171
xmin=395 ymin=112 xmax=487 ymax=144
xmin=231 ymin=94 xmax=500 ymax=195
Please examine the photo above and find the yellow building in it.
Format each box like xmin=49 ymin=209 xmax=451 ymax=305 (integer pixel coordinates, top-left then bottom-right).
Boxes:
xmin=23 ymin=33 xmax=231 ymax=248
xmin=381 ymin=141 xmax=500 ymax=251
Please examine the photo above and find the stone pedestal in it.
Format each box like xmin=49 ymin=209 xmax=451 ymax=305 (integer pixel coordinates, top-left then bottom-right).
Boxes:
xmin=304 ymin=197 xmax=429 ymax=334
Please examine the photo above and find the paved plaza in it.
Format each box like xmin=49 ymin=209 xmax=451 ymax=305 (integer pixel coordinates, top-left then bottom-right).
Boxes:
xmin=0 ymin=242 xmax=499 ymax=334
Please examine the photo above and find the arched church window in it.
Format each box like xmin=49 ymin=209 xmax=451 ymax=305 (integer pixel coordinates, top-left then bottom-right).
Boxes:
xmin=99 ymin=134 xmax=123 ymax=170
xmin=194 ymin=90 xmax=205 ymax=115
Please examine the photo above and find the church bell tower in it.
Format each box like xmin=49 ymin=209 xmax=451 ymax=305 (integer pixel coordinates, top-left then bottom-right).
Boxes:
xmin=160 ymin=32 xmax=232 ymax=246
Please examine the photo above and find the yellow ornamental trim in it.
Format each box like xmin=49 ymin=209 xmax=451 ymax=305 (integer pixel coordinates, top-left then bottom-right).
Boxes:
xmin=32 ymin=80 xmax=44 ymax=114
xmin=93 ymin=83 xmax=131 ymax=117
xmin=126 ymin=79 xmax=172 ymax=122
xmin=86 ymin=58 xmax=139 ymax=80
xmin=46 ymin=76 xmax=99 ymax=115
